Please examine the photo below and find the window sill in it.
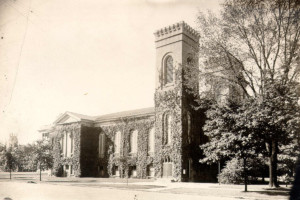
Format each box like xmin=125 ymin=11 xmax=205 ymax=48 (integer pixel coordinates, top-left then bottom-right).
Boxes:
xmin=147 ymin=152 xmax=154 ymax=157
xmin=162 ymin=83 xmax=175 ymax=89
xmin=129 ymin=152 xmax=137 ymax=157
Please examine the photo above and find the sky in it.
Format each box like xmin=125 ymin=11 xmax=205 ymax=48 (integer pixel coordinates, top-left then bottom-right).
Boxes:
xmin=0 ymin=0 xmax=222 ymax=144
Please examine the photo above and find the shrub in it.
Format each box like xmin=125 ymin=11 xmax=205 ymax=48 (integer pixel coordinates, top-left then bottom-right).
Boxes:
xmin=218 ymin=158 xmax=243 ymax=184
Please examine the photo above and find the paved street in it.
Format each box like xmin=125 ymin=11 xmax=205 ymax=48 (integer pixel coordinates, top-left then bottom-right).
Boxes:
xmin=0 ymin=172 xmax=290 ymax=200
xmin=0 ymin=181 xmax=239 ymax=200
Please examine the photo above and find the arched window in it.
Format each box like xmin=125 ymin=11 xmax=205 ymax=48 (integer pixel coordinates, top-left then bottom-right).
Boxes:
xmin=129 ymin=130 xmax=138 ymax=153
xmin=60 ymin=134 xmax=64 ymax=155
xmin=187 ymin=112 xmax=191 ymax=144
xmin=114 ymin=131 xmax=121 ymax=154
xmin=70 ymin=132 xmax=74 ymax=155
xmin=187 ymin=56 xmax=194 ymax=65
xmin=164 ymin=56 xmax=173 ymax=85
xmin=99 ymin=133 xmax=106 ymax=158
xmin=148 ymin=128 xmax=155 ymax=154
xmin=164 ymin=114 xmax=172 ymax=145
xmin=65 ymin=132 xmax=69 ymax=157
xmin=67 ymin=132 xmax=72 ymax=157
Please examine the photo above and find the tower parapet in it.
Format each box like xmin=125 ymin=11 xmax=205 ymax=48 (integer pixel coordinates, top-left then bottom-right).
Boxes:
xmin=154 ymin=21 xmax=200 ymax=44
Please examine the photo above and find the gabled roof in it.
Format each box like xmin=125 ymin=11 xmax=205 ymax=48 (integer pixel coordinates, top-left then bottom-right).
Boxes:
xmin=66 ymin=111 xmax=96 ymax=121
xmin=95 ymin=107 xmax=155 ymax=122
xmin=52 ymin=107 xmax=155 ymax=125
xmin=53 ymin=111 xmax=96 ymax=124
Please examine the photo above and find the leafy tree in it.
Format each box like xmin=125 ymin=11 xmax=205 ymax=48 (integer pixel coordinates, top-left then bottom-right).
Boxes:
xmin=278 ymin=141 xmax=300 ymax=184
xmin=11 ymin=146 xmax=25 ymax=172
xmin=22 ymin=144 xmax=39 ymax=171
xmin=201 ymin=99 xmax=264 ymax=191
xmin=11 ymin=144 xmax=39 ymax=172
xmin=196 ymin=0 xmax=300 ymax=188
xmin=4 ymin=151 xmax=17 ymax=179
xmin=33 ymin=140 xmax=53 ymax=181
xmin=0 ymin=143 xmax=6 ymax=171
xmin=219 ymin=157 xmax=267 ymax=184
xmin=0 ymin=143 xmax=5 ymax=152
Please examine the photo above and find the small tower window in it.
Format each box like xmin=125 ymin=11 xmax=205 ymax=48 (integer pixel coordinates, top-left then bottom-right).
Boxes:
xmin=187 ymin=56 xmax=194 ymax=65
xmin=164 ymin=56 xmax=173 ymax=85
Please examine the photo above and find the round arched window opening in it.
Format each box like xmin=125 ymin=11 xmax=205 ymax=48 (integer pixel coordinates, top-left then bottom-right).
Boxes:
xmin=164 ymin=56 xmax=174 ymax=85
xmin=187 ymin=56 xmax=194 ymax=65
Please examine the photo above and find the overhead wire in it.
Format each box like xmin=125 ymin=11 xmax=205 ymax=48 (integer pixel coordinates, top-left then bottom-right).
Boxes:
xmin=6 ymin=0 xmax=105 ymax=71
xmin=1 ymin=0 xmax=104 ymax=98
xmin=6 ymin=0 xmax=32 ymax=104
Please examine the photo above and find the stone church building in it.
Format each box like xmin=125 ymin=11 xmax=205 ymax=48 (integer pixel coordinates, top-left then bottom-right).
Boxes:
xmin=40 ymin=22 xmax=218 ymax=182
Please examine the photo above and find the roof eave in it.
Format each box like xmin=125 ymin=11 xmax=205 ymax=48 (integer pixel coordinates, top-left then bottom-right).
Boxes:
xmin=95 ymin=112 xmax=155 ymax=123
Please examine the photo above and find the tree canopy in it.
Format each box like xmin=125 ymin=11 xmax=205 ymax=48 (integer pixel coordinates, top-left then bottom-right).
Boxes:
xmin=33 ymin=140 xmax=53 ymax=181
xmin=197 ymin=0 xmax=300 ymax=188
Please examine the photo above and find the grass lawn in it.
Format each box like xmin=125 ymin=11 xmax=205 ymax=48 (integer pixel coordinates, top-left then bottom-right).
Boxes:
xmin=0 ymin=172 xmax=291 ymax=200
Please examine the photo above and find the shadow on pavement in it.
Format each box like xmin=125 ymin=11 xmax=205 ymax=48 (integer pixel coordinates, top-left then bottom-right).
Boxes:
xmin=248 ymin=188 xmax=290 ymax=196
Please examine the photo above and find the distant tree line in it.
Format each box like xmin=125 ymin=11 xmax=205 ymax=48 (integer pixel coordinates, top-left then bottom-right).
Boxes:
xmin=0 ymin=140 xmax=53 ymax=177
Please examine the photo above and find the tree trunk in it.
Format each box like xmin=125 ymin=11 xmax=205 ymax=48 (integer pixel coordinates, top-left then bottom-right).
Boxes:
xmin=269 ymin=140 xmax=279 ymax=188
xmin=243 ymin=157 xmax=247 ymax=192
xmin=40 ymin=162 xmax=42 ymax=181
xmin=9 ymin=168 xmax=11 ymax=180
xmin=218 ymin=161 xmax=221 ymax=185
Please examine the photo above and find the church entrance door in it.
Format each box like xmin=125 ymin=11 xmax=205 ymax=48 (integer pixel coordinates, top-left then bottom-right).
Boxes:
xmin=162 ymin=156 xmax=172 ymax=177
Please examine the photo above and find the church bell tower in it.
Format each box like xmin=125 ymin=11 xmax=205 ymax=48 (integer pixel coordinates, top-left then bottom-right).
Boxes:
xmin=153 ymin=22 xmax=200 ymax=181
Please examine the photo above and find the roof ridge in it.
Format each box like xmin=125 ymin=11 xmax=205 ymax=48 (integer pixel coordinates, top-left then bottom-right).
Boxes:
xmin=95 ymin=107 xmax=154 ymax=116
xmin=95 ymin=107 xmax=155 ymax=121
xmin=65 ymin=111 xmax=96 ymax=120
xmin=54 ymin=107 xmax=155 ymax=124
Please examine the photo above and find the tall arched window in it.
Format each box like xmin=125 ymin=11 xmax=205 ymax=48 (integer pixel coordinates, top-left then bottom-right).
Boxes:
xmin=70 ymin=132 xmax=74 ymax=155
xmin=187 ymin=113 xmax=191 ymax=144
xmin=65 ymin=132 xmax=69 ymax=157
xmin=99 ymin=133 xmax=106 ymax=158
xmin=60 ymin=134 xmax=64 ymax=156
xmin=129 ymin=130 xmax=138 ymax=154
xmin=67 ymin=131 xmax=72 ymax=157
xmin=148 ymin=128 xmax=155 ymax=154
xmin=164 ymin=114 xmax=172 ymax=145
xmin=114 ymin=131 xmax=121 ymax=154
xmin=164 ymin=56 xmax=173 ymax=85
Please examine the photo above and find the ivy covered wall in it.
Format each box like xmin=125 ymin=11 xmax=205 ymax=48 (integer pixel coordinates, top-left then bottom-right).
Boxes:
xmin=98 ymin=117 xmax=155 ymax=179
xmin=154 ymin=63 xmax=184 ymax=181
xmin=50 ymin=71 xmax=217 ymax=182
xmin=52 ymin=123 xmax=81 ymax=177
xmin=51 ymin=118 xmax=156 ymax=179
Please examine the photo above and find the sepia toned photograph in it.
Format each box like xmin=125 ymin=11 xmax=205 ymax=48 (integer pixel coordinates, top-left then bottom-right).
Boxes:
xmin=0 ymin=0 xmax=299 ymax=199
